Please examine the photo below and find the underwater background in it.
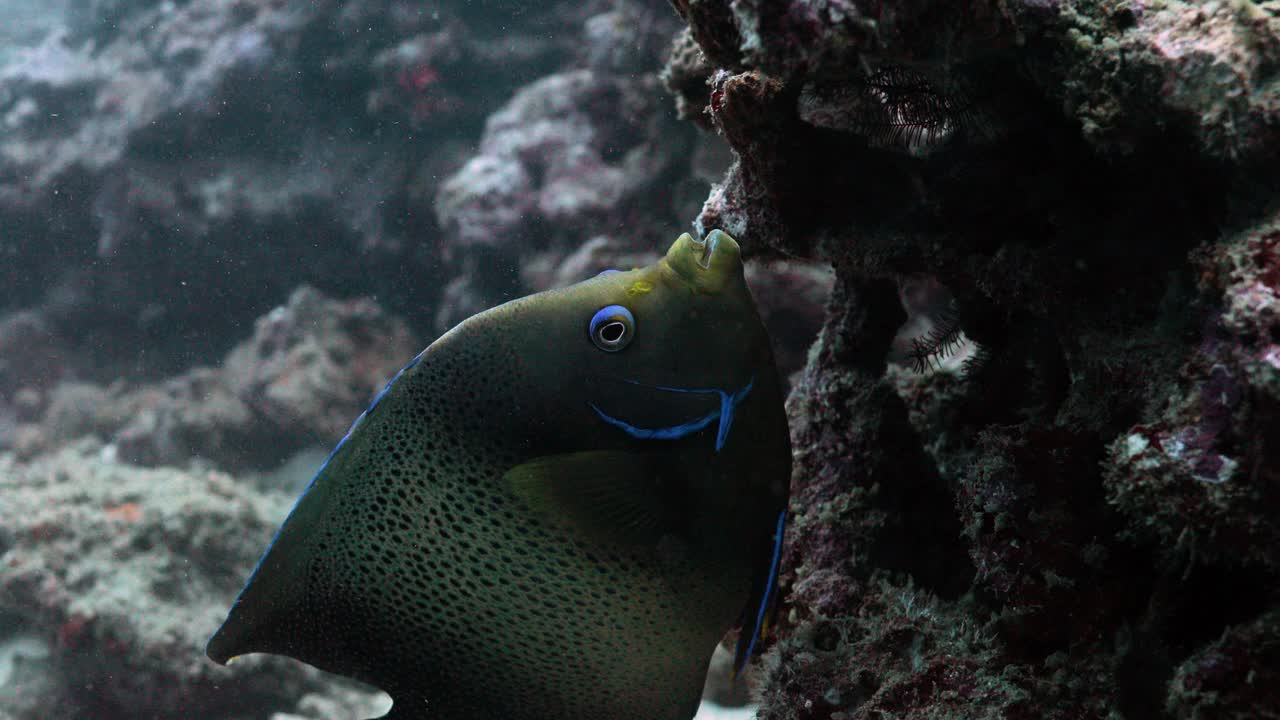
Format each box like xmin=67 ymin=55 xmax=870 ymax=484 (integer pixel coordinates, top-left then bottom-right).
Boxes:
xmin=0 ymin=0 xmax=1277 ymax=718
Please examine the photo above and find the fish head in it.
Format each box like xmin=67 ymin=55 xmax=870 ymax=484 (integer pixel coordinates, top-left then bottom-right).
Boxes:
xmin=591 ymin=230 xmax=767 ymax=387
xmin=490 ymin=230 xmax=781 ymax=458
xmin=573 ymin=230 xmax=771 ymax=395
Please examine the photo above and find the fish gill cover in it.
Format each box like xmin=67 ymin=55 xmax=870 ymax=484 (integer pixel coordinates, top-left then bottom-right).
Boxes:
xmin=0 ymin=0 xmax=1277 ymax=719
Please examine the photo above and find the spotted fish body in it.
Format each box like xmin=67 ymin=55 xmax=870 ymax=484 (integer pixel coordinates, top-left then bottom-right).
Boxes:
xmin=207 ymin=231 xmax=791 ymax=720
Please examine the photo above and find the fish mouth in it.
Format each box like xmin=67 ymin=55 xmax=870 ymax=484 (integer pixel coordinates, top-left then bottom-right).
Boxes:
xmin=586 ymin=375 xmax=754 ymax=452
xmin=664 ymin=230 xmax=743 ymax=293
xmin=690 ymin=230 xmax=720 ymax=269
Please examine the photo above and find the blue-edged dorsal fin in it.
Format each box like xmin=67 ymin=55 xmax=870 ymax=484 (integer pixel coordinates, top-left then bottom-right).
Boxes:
xmin=205 ymin=350 xmax=428 ymax=672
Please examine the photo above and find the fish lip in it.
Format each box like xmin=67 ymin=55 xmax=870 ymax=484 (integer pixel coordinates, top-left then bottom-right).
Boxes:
xmin=663 ymin=231 xmax=743 ymax=291
xmin=688 ymin=231 xmax=716 ymax=269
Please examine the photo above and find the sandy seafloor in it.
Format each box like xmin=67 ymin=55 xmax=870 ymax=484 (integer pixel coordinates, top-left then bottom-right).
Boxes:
xmin=339 ymin=690 xmax=756 ymax=718
xmin=695 ymin=705 xmax=755 ymax=720
xmin=335 ymin=696 xmax=757 ymax=719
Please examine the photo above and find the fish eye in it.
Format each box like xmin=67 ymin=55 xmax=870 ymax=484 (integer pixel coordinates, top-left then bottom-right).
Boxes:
xmin=589 ymin=305 xmax=635 ymax=352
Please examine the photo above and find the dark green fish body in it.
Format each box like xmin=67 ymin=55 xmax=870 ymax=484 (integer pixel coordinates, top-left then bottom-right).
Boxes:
xmin=207 ymin=231 xmax=791 ymax=720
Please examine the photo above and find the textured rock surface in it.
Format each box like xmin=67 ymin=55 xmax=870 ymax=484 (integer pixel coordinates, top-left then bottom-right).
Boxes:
xmin=0 ymin=443 xmax=389 ymax=719
xmin=666 ymin=1 xmax=1280 ymax=718
xmin=0 ymin=0 xmax=586 ymax=381
xmin=430 ymin=5 xmax=692 ymax=330
xmin=222 ymin=286 xmax=419 ymax=444
xmin=13 ymin=286 xmax=418 ymax=472
xmin=0 ymin=0 xmax=825 ymax=387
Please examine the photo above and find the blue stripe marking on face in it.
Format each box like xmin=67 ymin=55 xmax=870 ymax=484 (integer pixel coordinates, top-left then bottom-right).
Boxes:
xmin=215 ymin=346 xmax=429 ymax=624
xmin=588 ymin=376 xmax=754 ymax=452
xmin=589 ymin=404 xmax=720 ymax=441
xmin=736 ymin=508 xmax=787 ymax=675
xmin=714 ymin=381 xmax=754 ymax=451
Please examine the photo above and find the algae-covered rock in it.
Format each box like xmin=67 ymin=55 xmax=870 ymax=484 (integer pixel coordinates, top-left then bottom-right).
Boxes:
xmin=1166 ymin=609 xmax=1280 ymax=719
xmin=666 ymin=0 xmax=1280 ymax=717
xmin=0 ymin=443 xmax=388 ymax=719
xmin=26 ymin=287 xmax=418 ymax=472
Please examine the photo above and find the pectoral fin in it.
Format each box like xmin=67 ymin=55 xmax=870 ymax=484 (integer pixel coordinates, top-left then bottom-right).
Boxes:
xmin=504 ymin=450 xmax=679 ymax=547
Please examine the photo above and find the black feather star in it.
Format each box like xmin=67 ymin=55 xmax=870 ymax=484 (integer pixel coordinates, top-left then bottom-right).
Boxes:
xmin=860 ymin=66 xmax=976 ymax=151
xmin=908 ymin=304 xmax=967 ymax=373
xmin=959 ymin=342 xmax=992 ymax=379
xmin=902 ymin=291 xmax=990 ymax=380
xmin=799 ymin=65 xmax=990 ymax=156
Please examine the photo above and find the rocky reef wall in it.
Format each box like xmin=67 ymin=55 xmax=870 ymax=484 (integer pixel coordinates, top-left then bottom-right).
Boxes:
xmin=664 ymin=0 xmax=1280 ymax=718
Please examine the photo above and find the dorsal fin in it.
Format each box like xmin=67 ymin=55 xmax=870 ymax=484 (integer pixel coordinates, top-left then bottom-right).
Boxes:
xmin=205 ymin=350 xmax=428 ymax=674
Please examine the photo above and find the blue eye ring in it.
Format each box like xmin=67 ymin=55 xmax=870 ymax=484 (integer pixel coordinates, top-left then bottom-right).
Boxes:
xmin=589 ymin=305 xmax=635 ymax=352
xmin=596 ymin=269 xmax=621 ymax=277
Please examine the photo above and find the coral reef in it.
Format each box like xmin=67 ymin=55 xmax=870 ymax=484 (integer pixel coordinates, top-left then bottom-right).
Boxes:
xmin=0 ymin=287 xmax=418 ymax=717
xmin=222 ymin=286 xmax=419 ymax=444
xmin=665 ymin=0 xmax=1280 ymax=718
xmin=1103 ymin=216 xmax=1280 ymax=571
xmin=1166 ymin=608 xmax=1280 ymax=718
xmin=8 ymin=287 xmax=417 ymax=471
xmin=0 ymin=0 xmax=828 ymax=378
xmin=430 ymin=12 xmax=689 ymax=329
xmin=6 ymin=0 xmax=1276 ymax=717
xmin=0 ymin=1 xmax=827 ymax=717
xmin=0 ymin=442 xmax=390 ymax=718
xmin=0 ymin=0 xmax=585 ymax=381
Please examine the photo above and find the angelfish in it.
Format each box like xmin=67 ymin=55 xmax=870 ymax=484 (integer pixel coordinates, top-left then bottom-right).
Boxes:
xmin=206 ymin=230 xmax=792 ymax=720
